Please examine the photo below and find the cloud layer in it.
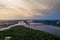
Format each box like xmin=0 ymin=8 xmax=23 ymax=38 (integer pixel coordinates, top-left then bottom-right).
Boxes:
xmin=0 ymin=0 xmax=60 ymax=20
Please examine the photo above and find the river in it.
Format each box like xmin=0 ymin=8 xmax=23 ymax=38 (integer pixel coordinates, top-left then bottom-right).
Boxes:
xmin=0 ymin=23 xmax=60 ymax=36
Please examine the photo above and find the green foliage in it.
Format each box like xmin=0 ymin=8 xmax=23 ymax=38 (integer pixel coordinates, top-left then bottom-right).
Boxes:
xmin=0 ymin=25 xmax=60 ymax=40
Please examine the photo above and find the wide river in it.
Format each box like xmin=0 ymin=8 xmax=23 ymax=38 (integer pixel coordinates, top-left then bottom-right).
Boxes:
xmin=29 ymin=23 xmax=60 ymax=36
xmin=0 ymin=23 xmax=60 ymax=36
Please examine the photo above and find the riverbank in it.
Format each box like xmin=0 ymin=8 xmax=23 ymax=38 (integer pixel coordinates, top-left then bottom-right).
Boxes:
xmin=0 ymin=23 xmax=60 ymax=36
xmin=0 ymin=25 xmax=60 ymax=40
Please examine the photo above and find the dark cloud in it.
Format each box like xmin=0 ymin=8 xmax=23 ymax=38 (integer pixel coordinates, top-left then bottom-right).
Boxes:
xmin=0 ymin=3 xmax=6 ymax=8
xmin=35 ymin=0 xmax=60 ymax=20
xmin=52 ymin=1 xmax=60 ymax=12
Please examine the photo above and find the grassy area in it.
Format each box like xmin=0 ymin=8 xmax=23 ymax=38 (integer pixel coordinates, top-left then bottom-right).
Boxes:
xmin=0 ymin=25 xmax=60 ymax=40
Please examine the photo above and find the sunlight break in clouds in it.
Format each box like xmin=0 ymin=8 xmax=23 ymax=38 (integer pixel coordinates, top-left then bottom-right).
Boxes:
xmin=0 ymin=0 xmax=59 ymax=20
xmin=0 ymin=0 xmax=45 ymax=20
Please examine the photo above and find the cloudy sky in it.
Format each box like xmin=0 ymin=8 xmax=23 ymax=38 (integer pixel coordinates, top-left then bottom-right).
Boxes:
xmin=0 ymin=0 xmax=60 ymax=20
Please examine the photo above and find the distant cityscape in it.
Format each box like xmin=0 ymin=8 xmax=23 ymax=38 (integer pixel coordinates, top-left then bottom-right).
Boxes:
xmin=0 ymin=20 xmax=60 ymax=28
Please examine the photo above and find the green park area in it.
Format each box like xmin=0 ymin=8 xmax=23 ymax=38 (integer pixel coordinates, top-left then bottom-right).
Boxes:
xmin=0 ymin=26 xmax=60 ymax=40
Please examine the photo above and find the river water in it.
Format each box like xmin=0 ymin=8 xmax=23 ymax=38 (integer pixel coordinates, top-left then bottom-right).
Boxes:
xmin=29 ymin=23 xmax=60 ymax=36
xmin=0 ymin=23 xmax=60 ymax=36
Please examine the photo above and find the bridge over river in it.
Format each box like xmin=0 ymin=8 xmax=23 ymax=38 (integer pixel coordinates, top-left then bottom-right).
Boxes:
xmin=0 ymin=22 xmax=60 ymax=36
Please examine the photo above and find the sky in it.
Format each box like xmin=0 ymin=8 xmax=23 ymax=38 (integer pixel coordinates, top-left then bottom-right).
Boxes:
xmin=0 ymin=0 xmax=60 ymax=20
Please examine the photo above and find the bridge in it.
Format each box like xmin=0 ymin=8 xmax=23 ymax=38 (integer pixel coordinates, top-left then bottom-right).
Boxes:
xmin=0 ymin=21 xmax=60 ymax=36
xmin=0 ymin=21 xmax=30 ymax=31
